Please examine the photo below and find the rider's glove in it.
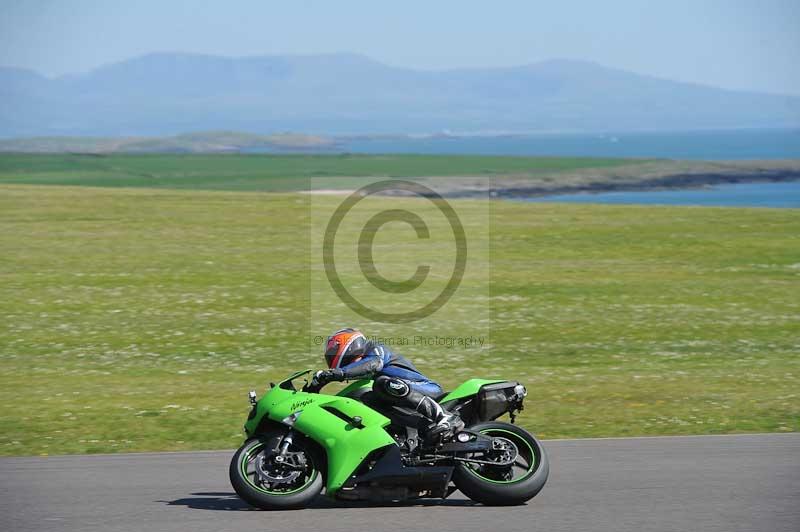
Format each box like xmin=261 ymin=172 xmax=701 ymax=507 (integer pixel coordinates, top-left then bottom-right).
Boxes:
xmin=315 ymin=368 xmax=345 ymax=386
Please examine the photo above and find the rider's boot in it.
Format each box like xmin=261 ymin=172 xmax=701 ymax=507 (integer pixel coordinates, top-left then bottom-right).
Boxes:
xmin=416 ymin=396 xmax=465 ymax=443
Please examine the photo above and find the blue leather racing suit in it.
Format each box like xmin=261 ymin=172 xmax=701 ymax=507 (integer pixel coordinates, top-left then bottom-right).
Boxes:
xmin=337 ymin=342 xmax=446 ymax=420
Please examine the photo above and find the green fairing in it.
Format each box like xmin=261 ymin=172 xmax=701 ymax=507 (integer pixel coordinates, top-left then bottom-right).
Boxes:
xmin=242 ymin=373 xmax=505 ymax=496
xmin=243 ymin=371 xmax=394 ymax=495
xmin=440 ymin=379 xmax=504 ymax=403
xmin=337 ymin=379 xmax=373 ymax=397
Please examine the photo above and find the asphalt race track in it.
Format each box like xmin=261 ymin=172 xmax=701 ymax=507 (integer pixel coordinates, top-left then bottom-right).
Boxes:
xmin=1 ymin=433 xmax=798 ymax=532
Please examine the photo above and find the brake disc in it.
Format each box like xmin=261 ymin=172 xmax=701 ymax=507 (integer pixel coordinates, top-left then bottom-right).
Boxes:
xmin=485 ymin=436 xmax=519 ymax=467
xmin=254 ymin=452 xmax=302 ymax=486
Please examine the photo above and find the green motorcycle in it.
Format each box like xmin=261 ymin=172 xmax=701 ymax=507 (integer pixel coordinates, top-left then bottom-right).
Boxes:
xmin=230 ymin=370 xmax=548 ymax=508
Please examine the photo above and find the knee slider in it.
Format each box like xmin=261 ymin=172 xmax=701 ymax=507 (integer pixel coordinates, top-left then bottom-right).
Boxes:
xmin=376 ymin=376 xmax=410 ymax=398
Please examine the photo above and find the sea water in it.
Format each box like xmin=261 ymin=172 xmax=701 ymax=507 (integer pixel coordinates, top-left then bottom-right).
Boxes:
xmin=343 ymin=128 xmax=800 ymax=161
xmin=521 ymin=181 xmax=800 ymax=208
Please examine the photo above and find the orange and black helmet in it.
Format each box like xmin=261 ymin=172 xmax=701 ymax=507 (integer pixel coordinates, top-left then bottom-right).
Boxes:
xmin=324 ymin=328 xmax=367 ymax=369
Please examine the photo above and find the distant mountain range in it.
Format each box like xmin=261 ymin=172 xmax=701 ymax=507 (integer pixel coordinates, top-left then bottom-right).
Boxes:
xmin=1 ymin=52 xmax=798 ymax=137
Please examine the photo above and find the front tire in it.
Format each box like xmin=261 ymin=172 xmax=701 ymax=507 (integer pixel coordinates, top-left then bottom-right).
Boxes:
xmin=229 ymin=432 xmax=324 ymax=510
xmin=452 ymin=421 xmax=549 ymax=506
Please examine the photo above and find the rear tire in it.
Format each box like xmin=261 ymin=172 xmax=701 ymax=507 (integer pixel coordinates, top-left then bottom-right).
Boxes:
xmin=229 ymin=432 xmax=324 ymax=510
xmin=452 ymin=421 xmax=549 ymax=506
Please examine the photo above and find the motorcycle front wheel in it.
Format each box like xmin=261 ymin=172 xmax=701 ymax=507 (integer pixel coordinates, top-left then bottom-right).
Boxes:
xmin=229 ymin=431 xmax=324 ymax=510
xmin=452 ymin=421 xmax=549 ymax=505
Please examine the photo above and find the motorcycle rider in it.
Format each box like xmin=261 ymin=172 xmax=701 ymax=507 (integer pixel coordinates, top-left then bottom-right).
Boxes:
xmin=314 ymin=328 xmax=464 ymax=441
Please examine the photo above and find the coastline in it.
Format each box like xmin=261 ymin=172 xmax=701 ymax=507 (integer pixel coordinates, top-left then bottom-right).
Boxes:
xmin=487 ymin=168 xmax=800 ymax=199
xmin=2 ymin=152 xmax=799 ymax=200
xmin=301 ymin=170 xmax=800 ymax=206
xmin=404 ymin=160 xmax=800 ymax=199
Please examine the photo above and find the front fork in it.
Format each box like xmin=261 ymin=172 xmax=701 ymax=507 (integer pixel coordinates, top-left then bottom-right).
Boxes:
xmin=274 ymin=430 xmax=294 ymax=463
xmin=275 ymin=409 xmax=302 ymax=459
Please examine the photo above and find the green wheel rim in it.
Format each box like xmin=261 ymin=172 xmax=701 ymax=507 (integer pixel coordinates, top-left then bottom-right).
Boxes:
xmin=465 ymin=428 xmax=539 ymax=485
xmin=240 ymin=442 xmax=318 ymax=495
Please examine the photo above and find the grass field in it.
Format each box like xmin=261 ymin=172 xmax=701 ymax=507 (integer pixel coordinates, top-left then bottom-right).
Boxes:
xmin=1 ymin=181 xmax=798 ymax=456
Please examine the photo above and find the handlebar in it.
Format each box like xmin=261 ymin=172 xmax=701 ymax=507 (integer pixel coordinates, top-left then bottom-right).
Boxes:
xmin=301 ymin=371 xmax=325 ymax=393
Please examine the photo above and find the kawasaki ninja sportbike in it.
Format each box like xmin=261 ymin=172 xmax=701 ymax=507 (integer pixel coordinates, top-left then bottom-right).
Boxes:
xmin=230 ymin=370 xmax=548 ymax=508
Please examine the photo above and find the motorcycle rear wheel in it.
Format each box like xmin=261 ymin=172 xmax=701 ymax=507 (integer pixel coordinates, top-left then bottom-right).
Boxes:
xmin=452 ymin=421 xmax=549 ymax=505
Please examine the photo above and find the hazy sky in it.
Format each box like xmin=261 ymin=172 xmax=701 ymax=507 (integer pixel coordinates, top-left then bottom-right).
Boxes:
xmin=1 ymin=0 xmax=799 ymax=94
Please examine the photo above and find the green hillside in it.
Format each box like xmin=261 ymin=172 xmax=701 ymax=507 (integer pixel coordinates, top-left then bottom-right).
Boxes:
xmin=0 ymin=153 xmax=643 ymax=191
